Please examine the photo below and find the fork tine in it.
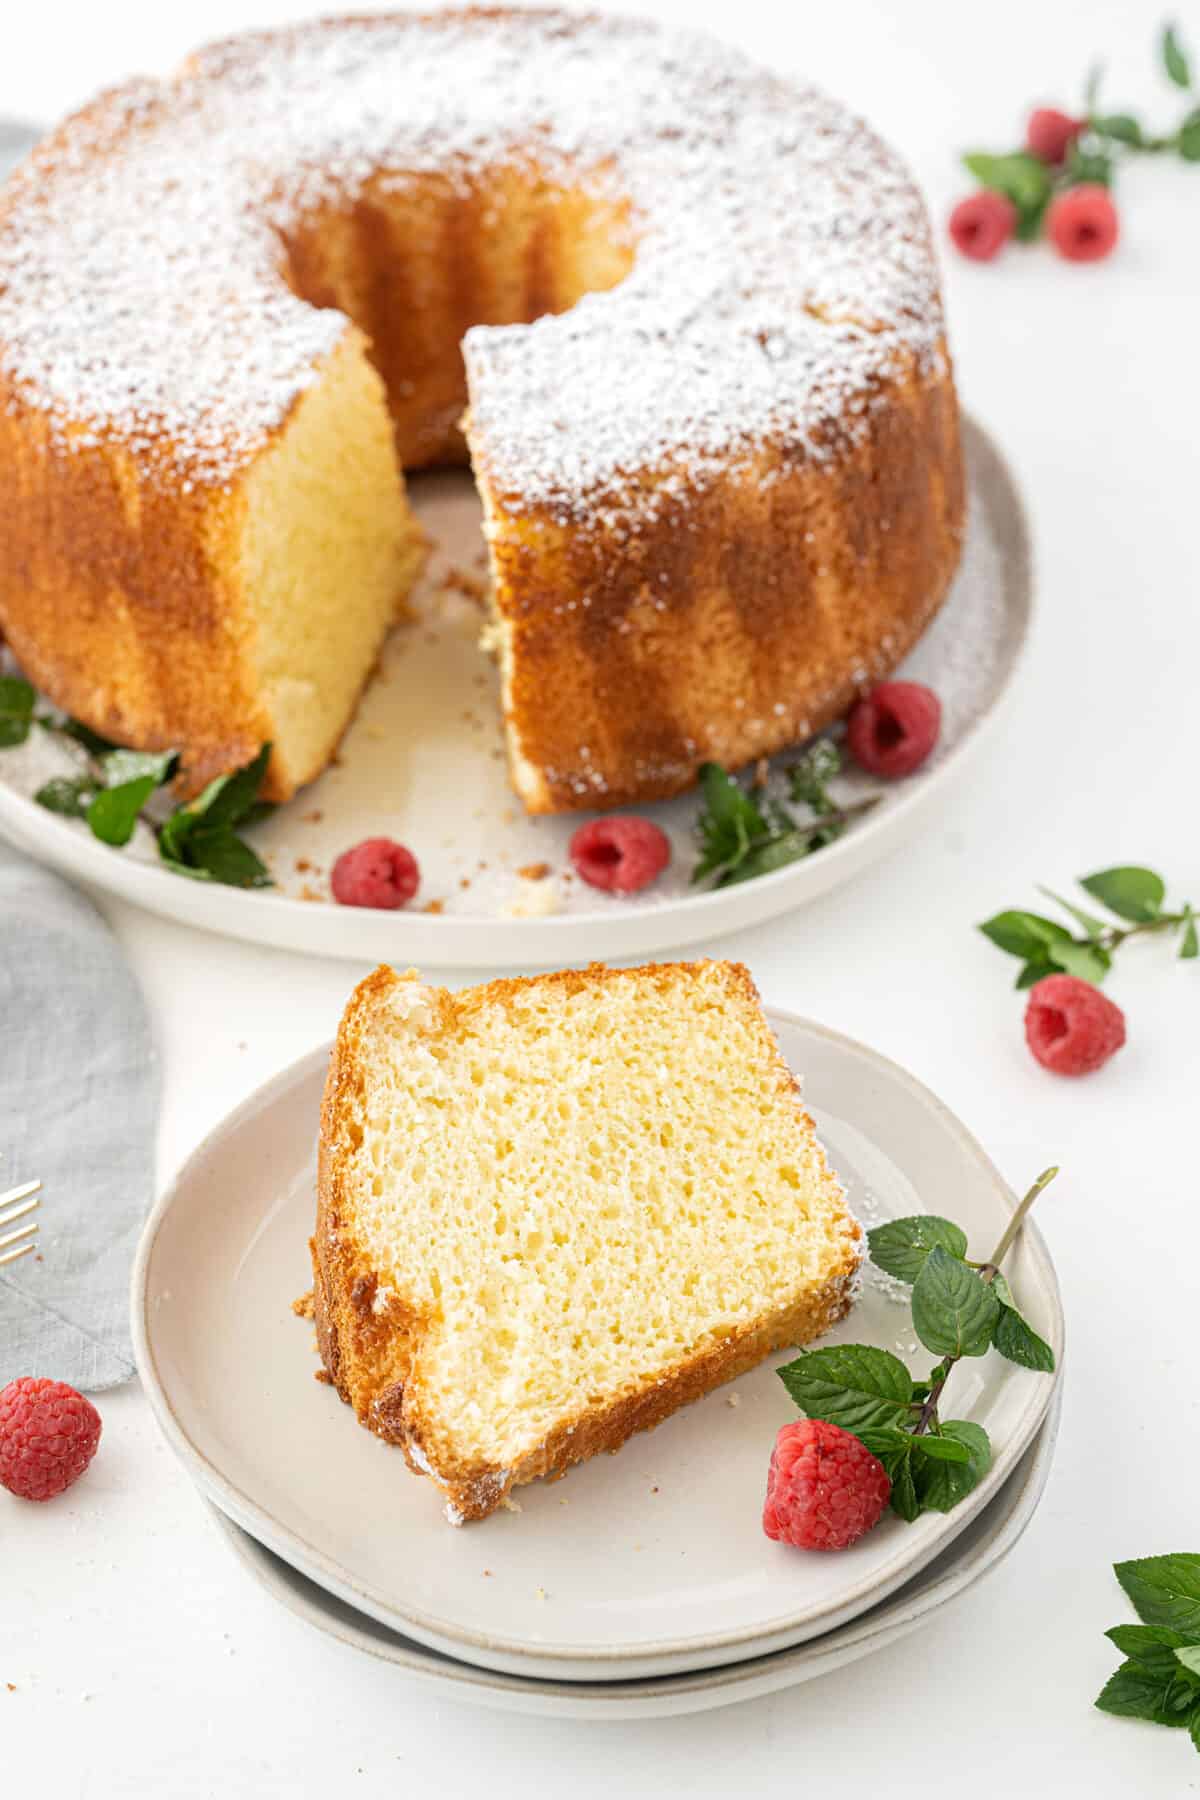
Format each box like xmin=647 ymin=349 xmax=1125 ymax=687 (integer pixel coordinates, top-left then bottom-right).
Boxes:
xmin=0 ymin=1195 xmax=39 ymax=1228
xmin=0 ymin=1240 xmax=37 ymax=1267
xmin=0 ymin=1219 xmax=38 ymax=1252
xmin=0 ymin=1178 xmax=41 ymax=1211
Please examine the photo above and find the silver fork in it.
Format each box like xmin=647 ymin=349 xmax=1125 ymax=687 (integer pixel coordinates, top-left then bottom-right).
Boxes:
xmin=0 ymin=1179 xmax=41 ymax=1266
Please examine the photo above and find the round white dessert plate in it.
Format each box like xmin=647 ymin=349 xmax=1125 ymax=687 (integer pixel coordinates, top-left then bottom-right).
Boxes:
xmin=0 ymin=417 xmax=1030 ymax=968
xmin=205 ymin=1388 xmax=1060 ymax=1718
xmin=132 ymin=1009 xmax=1062 ymax=1683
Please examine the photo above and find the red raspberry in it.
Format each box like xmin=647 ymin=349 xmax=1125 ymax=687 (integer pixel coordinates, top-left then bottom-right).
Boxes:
xmin=569 ymin=816 xmax=671 ymax=894
xmin=0 ymin=1377 xmax=102 ymax=1502
xmin=331 ymin=837 xmax=420 ymax=909
xmin=1026 ymin=107 xmax=1084 ymax=165
xmin=948 ymin=190 xmax=1017 ymax=262
xmin=763 ymin=1418 xmax=891 ymax=1551
xmin=846 ymin=680 xmax=941 ymax=778
xmin=1024 ymin=973 xmax=1126 ymax=1076
xmin=1047 ymin=185 xmax=1119 ymax=263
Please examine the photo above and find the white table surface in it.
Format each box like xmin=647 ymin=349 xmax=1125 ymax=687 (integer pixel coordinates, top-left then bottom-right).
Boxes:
xmin=3 ymin=1 xmax=1198 ymax=1792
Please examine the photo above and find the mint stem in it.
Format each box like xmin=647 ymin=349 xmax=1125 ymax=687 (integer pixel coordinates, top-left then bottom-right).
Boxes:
xmin=1098 ymin=913 xmax=1189 ymax=952
xmin=912 ymin=1167 xmax=1059 ymax=1436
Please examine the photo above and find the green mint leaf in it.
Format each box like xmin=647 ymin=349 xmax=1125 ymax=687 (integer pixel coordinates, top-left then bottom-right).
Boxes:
xmin=776 ymin=1344 xmax=914 ymax=1434
xmin=86 ymin=777 xmax=158 ymax=848
xmin=990 ymin=1272 xmax=1056 ymax=1373
xmin=182 ymin=824 xmax=272 ymax=889
xmin=718 ymin=829 xmax=812 ymax=886
xmin=1045 ymin=938 xmax=1112 ymax=986
xmin=1180 ymin=111 xmax=1200 ymax=160
xmin=1095 ymin=1662 xmax=1183 ymax=1725
xmin=1065 ymin=140 xmax=1114 ymax=187
xmin=34 ymin=775 xmax=95 ymax=819
xmin=787 ymin=739 xmax=840 ymax=812
xmin=692 ymin=762 xmax=771 ymax=883
xmin=157 ymin=856 xmax=215 ymax=883
xmin=158 ymin=746 xmax=273 ymax=883
xmin=1092 ymin=112 xmax=1144 ymax=146
xmin=867 ymin=1215 xmax=969 ymax=1284
xmin=1180 ymin=906 xmax=1198 ymax=960
xmin=1106 ymin=1624 xmax=1191 ymax=1676
xmin=0 ymin=675 xmax=36 ymax=749
xmin=913 ymin=1419 xmax=990 ymax=1513
xmin=99 ymin=747 xmax=177 ymax=789
xmin=962 ymin=150 xmax=1052 ymax=213
xmin=1116 ymin=1555 xmax=1200 ymax=1634
xmin=191 ymin=741 xmax=272 ymax=831
xmin=978 ymin=910 xmax=1073 ymax=960
xmin=908 ymin=1432 xmax=971 ymax=1464
xmin=1176 ymin=1646 xmax=1200 ymax=1680
xmin=1015 ymin=958 xmax=1058 ymax=991
xmin=853 ymin=1424 xmax=913 ymax=1461
xmin=911 ymin=1245 xmax=1000 ymax=1359
xmin=889 ymin=1452 xmax=921 ymax=1522
xmin=238 ymin=799 xmax=277 ymax=831
xmin=1079 ymin=866 xmax=1165 ymax=923
xmin=1012 ymin=196 xmax=1049 ymax=243
xmin=1038 ymin=885 xmax=1109 ymax=940
xmin=1164 ymin=23 xmax=1192 ymax=89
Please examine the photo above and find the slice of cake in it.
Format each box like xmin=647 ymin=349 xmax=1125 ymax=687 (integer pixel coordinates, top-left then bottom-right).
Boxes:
xmin=313 ymin=959 xmax=861 ymax=1521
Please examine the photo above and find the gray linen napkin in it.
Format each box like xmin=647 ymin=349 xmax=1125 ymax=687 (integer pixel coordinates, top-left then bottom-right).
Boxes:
xmin=0 ymin=842 xmax=159 ymax=1390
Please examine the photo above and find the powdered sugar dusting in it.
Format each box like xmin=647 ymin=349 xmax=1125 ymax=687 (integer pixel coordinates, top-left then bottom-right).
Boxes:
xmin=0 ymin=9 xmax=943 ymax=502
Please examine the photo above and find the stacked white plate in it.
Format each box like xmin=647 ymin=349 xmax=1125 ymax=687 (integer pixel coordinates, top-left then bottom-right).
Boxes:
xmin=132 ymin=1010 xmax=1064 ymax=1717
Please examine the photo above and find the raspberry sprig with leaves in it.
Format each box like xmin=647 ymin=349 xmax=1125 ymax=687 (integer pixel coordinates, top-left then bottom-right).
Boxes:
xmin=980 ymin=865 xmax=1197 ymax=988
xmin=776 ymin=1168 xmax=1057 ymax=1524
xmin=950 ymin=19 xmax=1199 ymax=263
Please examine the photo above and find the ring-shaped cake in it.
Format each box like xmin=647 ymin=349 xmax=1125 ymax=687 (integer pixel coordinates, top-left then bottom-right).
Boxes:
xmin=0 ymin=8 xmax=964 ymax=811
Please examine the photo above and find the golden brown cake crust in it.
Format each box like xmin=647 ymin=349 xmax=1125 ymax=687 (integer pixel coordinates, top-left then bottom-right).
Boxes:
xmin=479 ymin=358 xmax=963 ymax=811
xmin=0 ymin=8 xmax=964 ymax=809
xmin=312 ymin=961 xmax=861 ymax=1521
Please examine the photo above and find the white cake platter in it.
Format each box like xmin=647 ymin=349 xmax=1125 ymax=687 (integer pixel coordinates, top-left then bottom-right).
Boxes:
xmin=0 ymin=416 xmax=1030 ymax=968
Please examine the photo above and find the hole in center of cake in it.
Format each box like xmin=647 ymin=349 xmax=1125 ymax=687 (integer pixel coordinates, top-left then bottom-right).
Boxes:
xmin=279 ymin=168 xmax=636 ymax=470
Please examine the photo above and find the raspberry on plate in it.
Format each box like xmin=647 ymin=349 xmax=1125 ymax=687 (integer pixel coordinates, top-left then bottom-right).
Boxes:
xmin=569 ymin=816 xmax=671 ymax=895
xmin=763 ymin=1418 xmax=891 ymax=1551
xmin=948 ymin=190 xmax=1017 ymax=261
xmin=1046 ymin=184 xmax=1119 ymax=263
xmin=0 ymin=1377 xmax=102 ymax=1502
xmin=331 ymin=837 xmax=420 ymax=909
xmin=1024 ymin=973 xmax=1126 ymax=1076
xmin=846 ymin=681 xmax=941 ymax=778
xmin=1026 ymin=107 xmax=1084 ymax=165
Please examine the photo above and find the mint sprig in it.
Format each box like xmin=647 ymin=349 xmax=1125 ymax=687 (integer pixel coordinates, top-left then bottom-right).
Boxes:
xmin=691 ymin=743 xmax=878 ymax=887
xmin=980 ymin=865 xmax=1197 ymax=985
xmin=0 ymin=673 xmax=275 ymax=888
xmin=777 ymin=1167 xmax=1058 ymax=1525
xmin=0 ymin=675 xmax=36 ymax=749
xmin=1097 ymin=1554 xmax=1200 ymax=1753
